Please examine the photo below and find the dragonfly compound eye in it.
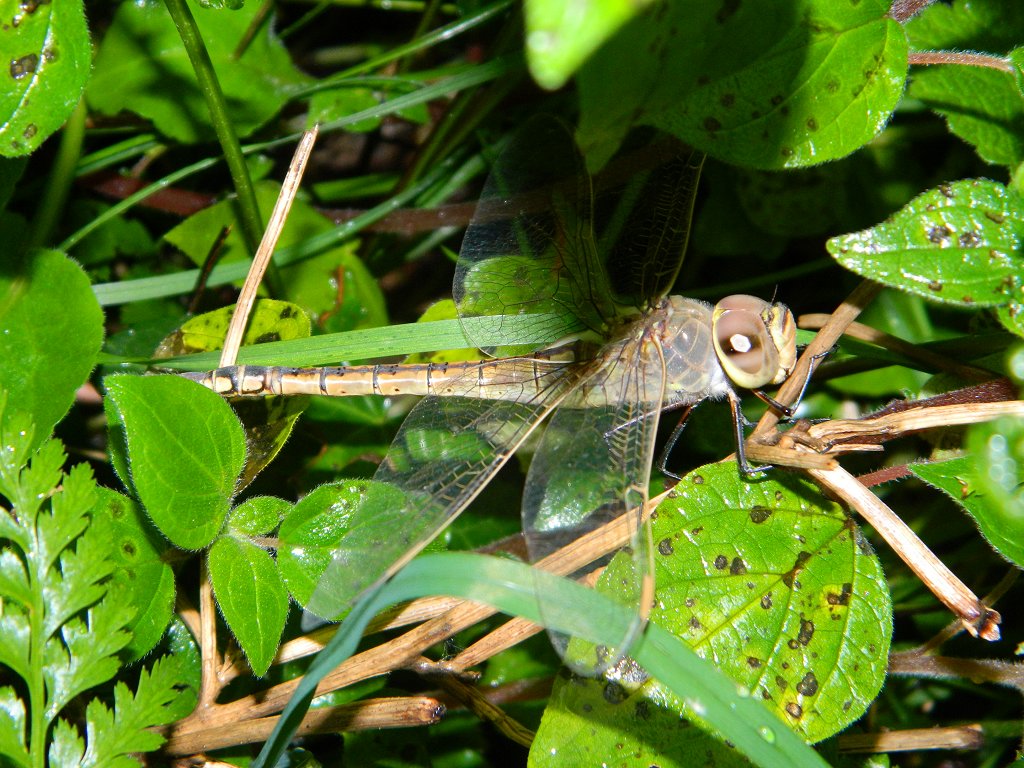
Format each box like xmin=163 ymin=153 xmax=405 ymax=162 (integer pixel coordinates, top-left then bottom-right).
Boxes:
xmin=712 ymin=294 xmax=782 ymax=389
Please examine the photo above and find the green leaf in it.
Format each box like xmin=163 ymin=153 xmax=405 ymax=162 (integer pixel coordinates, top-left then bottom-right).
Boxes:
xmin=48 ymin=718 xmax=84 ymax=767
xmin=523 ymin=0 xmax=656 ymax=90
xmin=104 ymin=375 xmax=246 ymax=549
xmin=535 ymin=463 xmax=891 ymax=764
xmin=653 ymin=466 xmax=891 ymax=739
xmin=960 ymin=421 xmax=1024 ymax=566
xmin=277 ymin=480 xmax=412 ymax=615
xmin=156 ymin=299 xmax=312 ymax=357
xmin=65 ymin=200 xmax=157 ymax=267
xmin=577 ymin=0 xmax=908 ymax=169
xmin=906 ymin=0 xmax=1024 ymax=55
xmin=39 ymin=464 xmax=107 ymax=638
xmin=308 ymin=87 xmax=386 ymax=133
xmin=90 ymin=488 xmax=176 ymax=661
xmin=827 ymin=179 xmax=1024 ymax=307
xmin=0 ymin=687 xmax=28 ymax=768
xmin=229 ymin=495 xmax=290 ymax=536
xmin=0 ymin=251 xmax=104 ymax=449
xmin=910 ymin=455 xmax=1024 ymax=567
xmin=58 ymin=652 xmax=198 ymax=766
xmin=46 ymin=599 xmax=134 ymax=719
xmin=908 ymin=62 xmax=1024 ymax=168
xmin=208 ymin=536 xmax=289 ymax=676
xmin=0 ymin=0 xmax=91 ymax=157
xmin=87 ymin=0 xmax=312 ymax=143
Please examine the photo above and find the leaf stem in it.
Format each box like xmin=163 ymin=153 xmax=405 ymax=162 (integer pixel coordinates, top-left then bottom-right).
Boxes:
xmin=161 ymin=0 xmax=268 ymax=273
xmin=27 ymin=99 xmax=86 ymax=251
xmin=908 ymin=51 xmax=1015 ymax=72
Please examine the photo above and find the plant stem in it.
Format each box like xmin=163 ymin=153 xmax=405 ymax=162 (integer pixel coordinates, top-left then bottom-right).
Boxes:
xmin=161 ymin=0 xmax=270 ymax=279
xmin=27 ymin=99 xmax=85 ymax=251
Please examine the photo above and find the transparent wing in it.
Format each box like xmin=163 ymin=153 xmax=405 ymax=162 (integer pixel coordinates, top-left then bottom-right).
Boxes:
xmin=306 ymin=362 xmax=580 ymax=619
xmin=522 ymin=332 xmax=665 ymax=672
xmin=454 ymin=116 xmax=622 ymax=353
xmin=596 ymin=140 xmax=706 ymax=308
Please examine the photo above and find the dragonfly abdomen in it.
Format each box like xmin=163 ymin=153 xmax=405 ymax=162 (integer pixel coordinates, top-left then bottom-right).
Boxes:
xmin=183 ymin=356 xmax=575 ymax=401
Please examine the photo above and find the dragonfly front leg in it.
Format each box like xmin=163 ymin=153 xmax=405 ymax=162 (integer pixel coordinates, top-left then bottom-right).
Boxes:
xmin=728 ymin=389 xmax=773 ymax=476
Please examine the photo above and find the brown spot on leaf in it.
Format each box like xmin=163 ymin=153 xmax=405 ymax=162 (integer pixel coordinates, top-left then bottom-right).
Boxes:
xmin=827 ymin=583 xmax=853 ymax=606
xmin=775 ymin=675 xmax=788 ymax=691
xmin=713 ymin=554 xmax=729 ymax=570
xmin=747 ymin=657 xmax=762 ymax=668
xmin=720 ymin=92 xmax=736 ymax=108
xmin=704 ymin=116 xmax=722 ymax=132
xmin=798 ymin=618 xmax=815 ymax=646
xmin=761 ymin=593 xmax=773 ymax=610
xmin=730 ymin=557 xmax=747 ymax=575
xmin=782 ymin=551 xmax=811 ymax=587
xmin=959 ymin=231 xmax=981 ymax=248
xmin=786 ymin=702 xmax=803 ymax=719
xmin=658 ymin=538 xmax=674 ymax=556
xmin=796 ymin=672 xmax=818 ymax=696
xmin=603 ymin=682 xmax=627 ymax=704
xmin=689 ymin=616 xmax=703 ymax=630
xmin=749 ymin=506 xmax=772 ymax=524
xmin=10 ymin=53 xmax=38 ymax=79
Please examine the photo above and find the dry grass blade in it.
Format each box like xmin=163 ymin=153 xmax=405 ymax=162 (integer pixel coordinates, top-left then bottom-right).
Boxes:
xmin=838 ymin=724 xmax=985 ymax=753
xmin=219 ymin=126 xmax=320 ymax=368
xmin=165 ymin=696 xmax=445 ymax=753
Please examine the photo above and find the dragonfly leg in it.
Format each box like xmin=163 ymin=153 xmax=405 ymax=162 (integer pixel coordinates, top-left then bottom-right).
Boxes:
xmin=752 ymin=348 xmax=831 ymax=416
xmin=729 ymin=390 xmax=772 ymax=477
xmin=656 ymin=404 xmax=696 ymax=482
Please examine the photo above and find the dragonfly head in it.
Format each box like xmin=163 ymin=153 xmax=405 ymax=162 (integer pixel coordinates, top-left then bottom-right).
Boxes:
xmin=712 ymin=295 xmax=797 ymax=390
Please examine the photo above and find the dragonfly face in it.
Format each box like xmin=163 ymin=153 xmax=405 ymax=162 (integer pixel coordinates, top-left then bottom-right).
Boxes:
xmin=711 ymin=294 xmax=798 ymax=391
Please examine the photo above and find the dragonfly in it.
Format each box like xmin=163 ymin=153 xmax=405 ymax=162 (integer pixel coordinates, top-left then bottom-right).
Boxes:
xmin=186 ymin=117 xmax=798 ymax=670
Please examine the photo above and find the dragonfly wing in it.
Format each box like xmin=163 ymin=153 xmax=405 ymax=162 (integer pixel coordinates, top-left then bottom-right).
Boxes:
xmin=306 ymin=364 xmax=578 ymax=619
xmin=597 ymin=140 xmax=705 ymax=308
xmin=455 ymin=116 xmax=620 ymax=353
xmin=522 ymin=332 xmax=665 ymax=673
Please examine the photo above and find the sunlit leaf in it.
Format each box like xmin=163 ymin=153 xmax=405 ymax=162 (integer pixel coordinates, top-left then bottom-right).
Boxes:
xmin=0 ymin=0 xmax=90 ymax=156
xmin=208 ymin=536 xmax=289 ymax=676
xmin=523 ymin=0 xmax=656 ymax=90
xmin=828 ymin=179 xmax=1024 ymax=307
xmin=0 ymin=251 xmax=104 ymax=450
xmin=535 ymin=463 xmax=891 ymax=764
xmin=577 ymin=0 xmax=907 ymax=169
xmin=104 ymin=375 xmax=245 ymax=549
